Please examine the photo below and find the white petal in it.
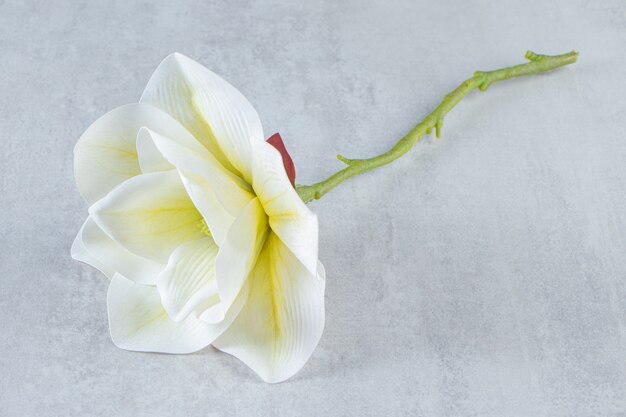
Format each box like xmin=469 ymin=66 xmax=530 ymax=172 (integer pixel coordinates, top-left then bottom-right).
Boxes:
xmin=251 ymin=140 xmax=319 ymax=276
xmin=76 ymin=217 xmax=164 ymax=284
xmin=90 ymin=170 xmax=204 ymax=263
xmin=157 ymin=237 xmax=220 ymax=322
xmin=71 ymin=219 xmax=115 ymax=278
xmin=107 ymin=274 xmax=244 ymax=354
xmin=74 ymin=103 xmax=196 ymax=204
xmin=214 ymin=197 xmax=268 ymax=316
xmin=136 ymin=126 xmax=230 ymax=245
xmin=197 ymin=303 xmax=227 ymax=324
xmin=213 ymin=233 xmax=326 ymax=383
xmin=180 ymin=174 xmax=232 ymax=246
xmin=136 ymin=128 xmax=174 ymax=173
xmin=140 ymin=127 xmax=254 ymax=244
xmin=140 ymin=52 xmax=264 ymax=183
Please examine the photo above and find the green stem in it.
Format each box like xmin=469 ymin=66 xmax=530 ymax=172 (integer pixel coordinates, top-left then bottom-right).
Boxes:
xmin=296 ymin=50 xmax=578 ymax=203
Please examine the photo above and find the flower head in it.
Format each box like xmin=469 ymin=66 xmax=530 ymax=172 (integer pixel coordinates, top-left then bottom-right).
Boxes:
xmin=72 ymin=53 xmax=325 ymax=383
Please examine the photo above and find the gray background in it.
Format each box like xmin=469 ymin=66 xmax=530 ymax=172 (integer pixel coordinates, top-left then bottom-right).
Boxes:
xmin=1 ymin=0 xmax=624 ymax=416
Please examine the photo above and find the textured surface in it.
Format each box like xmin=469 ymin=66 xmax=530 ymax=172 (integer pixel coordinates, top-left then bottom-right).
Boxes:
xmin=1 ymin=0 xmax=625 ymax=416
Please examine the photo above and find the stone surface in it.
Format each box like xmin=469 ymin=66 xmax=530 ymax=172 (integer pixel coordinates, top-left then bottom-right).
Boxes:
xmin=1 ymin=0 xmax=625 ymax=416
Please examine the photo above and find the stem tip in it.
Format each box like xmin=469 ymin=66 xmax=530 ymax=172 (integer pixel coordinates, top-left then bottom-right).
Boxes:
xmin=336 ymin=154 xmax=352 ymax=165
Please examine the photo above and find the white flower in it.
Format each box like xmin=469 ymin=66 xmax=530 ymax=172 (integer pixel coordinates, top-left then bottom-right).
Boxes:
xmin=71 ymin=53 xmax=325 ymax=383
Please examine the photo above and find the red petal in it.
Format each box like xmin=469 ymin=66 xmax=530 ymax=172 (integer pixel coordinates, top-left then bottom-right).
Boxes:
xmin=266 ymin=133 xmax=296 ymax=187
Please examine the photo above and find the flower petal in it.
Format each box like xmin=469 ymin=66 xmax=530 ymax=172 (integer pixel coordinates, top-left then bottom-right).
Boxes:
xmin=140 ymin=52 xmax=264 ymax=183
xmin=214 ymin=197 xmax=268 ymax=316
xmin=251 ymin=140 xmax=318 ymax=276
xmin=136 ymin=128 xmax=174 ymax=173
xmin=71 ymin=219 xmax=115 ymax=278
xmin=89 ymin=170 xmax=204 ymax=263
xmin=107 ymin=274 xmax=244 ymax=354
xmin=72 ymin=217 xmax=164 ymax=284
xmin=212 ymin=233 xmax=326 ymax=383
xmin=74 ymin=103 xmax=196 ymax=204
xmin=140 ymin=127 xmax=254 ymax=244
xmin=197 ymin=302 xmax=227 ymax=325
xmin=157 ymin=237 xmax=220 ymax=322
